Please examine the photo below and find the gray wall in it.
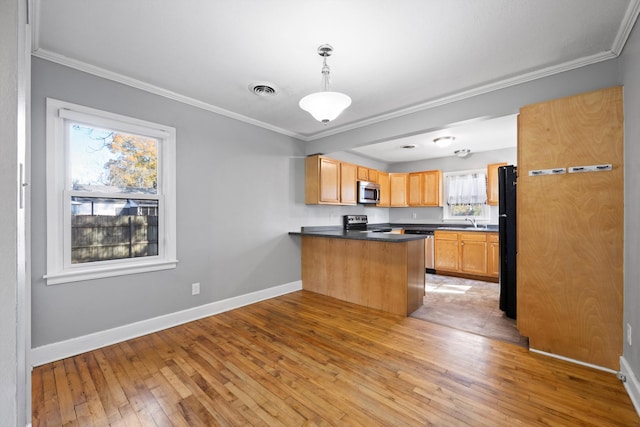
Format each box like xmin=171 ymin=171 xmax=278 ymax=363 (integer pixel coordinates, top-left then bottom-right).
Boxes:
xmin=30 ymin=58 xmax=383 ymax=347
xmin=622 ymin=20 xmax=640 ymax=378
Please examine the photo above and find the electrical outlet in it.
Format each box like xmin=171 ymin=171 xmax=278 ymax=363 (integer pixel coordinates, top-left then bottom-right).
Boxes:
xmin=627 ymin=323 xmax=632 ymax=346
xmin=191 ymin=282 xmax=200 ymax=296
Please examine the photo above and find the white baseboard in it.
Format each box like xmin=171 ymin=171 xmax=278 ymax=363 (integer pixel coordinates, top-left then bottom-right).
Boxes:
xmin=621 ymin=356 xmax=640 ymax=417
xmin=31 ymin=280 xmax=302 ymax=367
xmin=529 ymin=348 xmax=617 ymax=374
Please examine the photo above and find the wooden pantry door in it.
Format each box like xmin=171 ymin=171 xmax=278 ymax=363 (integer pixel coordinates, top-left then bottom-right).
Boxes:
xmin=517 ymin=86 xmax=623 ymax=370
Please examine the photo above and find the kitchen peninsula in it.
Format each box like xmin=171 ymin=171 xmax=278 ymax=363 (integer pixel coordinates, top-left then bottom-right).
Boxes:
xmin=290 ymin=220 xmax=426 ymax=317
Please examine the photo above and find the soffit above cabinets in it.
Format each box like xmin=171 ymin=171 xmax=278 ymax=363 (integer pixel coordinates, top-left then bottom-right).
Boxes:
xmin=33 ymin=0 xmax=639 ymax=140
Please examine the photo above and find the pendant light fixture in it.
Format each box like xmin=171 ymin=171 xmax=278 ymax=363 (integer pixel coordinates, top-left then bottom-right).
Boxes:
xmin=299 ymin=44 xmax=352 ymax=124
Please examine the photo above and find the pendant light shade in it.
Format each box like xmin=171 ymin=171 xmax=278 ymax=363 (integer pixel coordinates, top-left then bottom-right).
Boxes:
xmin=299 ymin=44 xmax=351 ymax=124
xmin=299 ymin=91 xmax=352 ymax=123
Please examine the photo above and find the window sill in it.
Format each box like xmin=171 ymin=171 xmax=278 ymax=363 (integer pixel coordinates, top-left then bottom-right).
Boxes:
xmin=44 ymin=259 xmax=179 ymax=285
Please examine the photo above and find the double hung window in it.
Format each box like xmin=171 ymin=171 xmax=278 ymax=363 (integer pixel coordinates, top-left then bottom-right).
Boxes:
xmin=45 ymin=99 xmax=177 ymax=284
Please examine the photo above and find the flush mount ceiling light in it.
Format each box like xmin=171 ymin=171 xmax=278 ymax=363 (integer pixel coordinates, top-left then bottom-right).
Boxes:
xmin=433 ymin=136 xmax=455 ymax=147
xmin=454 ymin=148 xmax=471 ymax=158
xmin=299 ymin=44 xmax=352 ymax=124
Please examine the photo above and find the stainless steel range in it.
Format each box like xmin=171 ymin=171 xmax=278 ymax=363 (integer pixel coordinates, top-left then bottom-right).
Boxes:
xmin=342 ymin=215 xmax=392 ymax=232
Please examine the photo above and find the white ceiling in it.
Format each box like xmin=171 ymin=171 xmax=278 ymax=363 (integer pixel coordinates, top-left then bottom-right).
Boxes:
xmin=351 ymin=114 xmax=518 ymax=163
xmin=33 ymin=0 xmax=639 ymax=157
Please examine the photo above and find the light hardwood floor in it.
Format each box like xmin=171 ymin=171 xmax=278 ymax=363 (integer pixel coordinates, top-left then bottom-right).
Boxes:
xmin=33 ymin=290 xmax=639 ymax=426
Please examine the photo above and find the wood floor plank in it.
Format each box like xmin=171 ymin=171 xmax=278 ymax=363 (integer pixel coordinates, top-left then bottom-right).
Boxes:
xmin=33 ymin=290 xmax=639 ymax=426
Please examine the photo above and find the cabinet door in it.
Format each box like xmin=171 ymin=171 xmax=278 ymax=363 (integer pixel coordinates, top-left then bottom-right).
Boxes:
xmin=377 ymin=171 xmax=390 ymax=207
xmin=389 ymin=173 xmax=408 ymax=207
xmin=422 ymin=170 xmax=442 ymax=206
xmin=357 ymin=166 xmax=369 ymax=181
xmin=434 ymin=231 xmax=458 ymax=272
xmin=487 ymin=163 xmax=507 ymax=206
xmin=408 ymin=173 xmax=423 ymax=206
xmin=487 ymin=233 xmax=500 ymax=278
xmin=319 ymin=157 xmax=341 ymax=203
xmin=368 ymin=169 xmax=378 ymax=183
xmin=460 ymin=233 xmax=487 ymax=275
xmin=340 ymin=162 xmax=357 ymax=205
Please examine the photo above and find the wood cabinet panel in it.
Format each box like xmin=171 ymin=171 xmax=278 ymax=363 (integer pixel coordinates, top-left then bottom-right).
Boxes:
xmin=390 ymin=173 xmax=408 ymax=207
xmin=487 ymin=233 xmax=500 ymax=278
xmin=357 ymin=166 xmax=369 ymax=181
xmin=459 ymin=233 xmax=487 ymax=275
xmin=434 ymin=231 xmax=459 ymax=272
xmin=487 ymin=163 xmax=507 ymax=206
xmin=517 ymin=86 xmax=623 ymax=370
xmin=340 ymin=162 xmax=357 ymax=205
xmin=377 ymin=171 xmax=390 ymax=207
xmin=305 ymin=155 xmax=341 ymax=204
xmin=368 ymin=169 xmax=378 ymax=183
xmin=301 ymin=236 xmax=425 ymax=316
xmin=408 ymin=173 xmax=423 ymax=206
xmin=423 ymin=170 xmax=443 ymax=206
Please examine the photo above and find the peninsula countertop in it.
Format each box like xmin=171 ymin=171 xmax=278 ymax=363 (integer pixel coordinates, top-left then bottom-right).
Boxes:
xmin=288 ymin=226 xmax=425 ymax=242
xmin=289 ymin=223 xmax=498 ymax=242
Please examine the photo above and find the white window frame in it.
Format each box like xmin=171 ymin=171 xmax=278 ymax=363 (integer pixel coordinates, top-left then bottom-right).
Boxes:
xmin=442 ymin=169 xmax=490 ymax=222
xmin=44 ymin=98 xmax=178 ymax=285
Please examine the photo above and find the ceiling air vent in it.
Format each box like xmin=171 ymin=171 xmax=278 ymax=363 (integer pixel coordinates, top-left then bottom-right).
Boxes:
xmin=249 ymin=82 xmax=277 ymax=97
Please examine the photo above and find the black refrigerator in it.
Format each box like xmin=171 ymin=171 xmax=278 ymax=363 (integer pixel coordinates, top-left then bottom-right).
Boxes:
xmin=498 ymin=165 xmax=517 ymax=319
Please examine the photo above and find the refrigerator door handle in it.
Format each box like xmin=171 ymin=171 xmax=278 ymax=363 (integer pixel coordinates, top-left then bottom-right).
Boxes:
xmin=499 ymin=214 xmax=507 ymax=218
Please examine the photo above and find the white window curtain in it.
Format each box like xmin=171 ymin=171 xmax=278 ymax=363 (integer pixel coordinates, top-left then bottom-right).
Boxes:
xmin=446 ymin=173 xmax=487 ymax=205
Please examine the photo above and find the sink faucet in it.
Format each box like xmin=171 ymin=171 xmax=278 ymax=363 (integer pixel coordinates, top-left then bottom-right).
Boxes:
xmin=465 ymin=218 xmax=477 ymax=228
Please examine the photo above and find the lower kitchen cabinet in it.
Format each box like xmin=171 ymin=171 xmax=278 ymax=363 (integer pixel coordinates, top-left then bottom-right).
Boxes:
xmin=434 ymin=232 xmax=459 ymax=272
xmin=434 ymin=230 xmax=498 ymax=281
xmin=487 ymin=233 xmax=500 ymax=277
xmin=459 ymin=232 xmax=487 ymax=275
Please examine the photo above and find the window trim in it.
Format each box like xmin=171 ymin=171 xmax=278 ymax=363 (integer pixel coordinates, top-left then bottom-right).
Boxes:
xmin=44 ymin=98 xmax=178 ymax=285
xmin=442 ymin=169 xmax=490 ymax=222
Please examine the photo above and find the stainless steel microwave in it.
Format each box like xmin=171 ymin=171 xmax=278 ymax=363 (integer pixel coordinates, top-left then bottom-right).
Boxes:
xmin=358 ymin=181 xmax=380 ymax=204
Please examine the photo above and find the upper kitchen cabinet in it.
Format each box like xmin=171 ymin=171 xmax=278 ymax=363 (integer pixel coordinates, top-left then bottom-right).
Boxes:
xmin=305 ymin=155 xmax=355 ymax=205
xmin=377 ymin=171 xmax=390 ymax=207
xmin=305 ymin=155 xmax=340 ymax=204
xmin=389 ymin=173 xmax=409 ymax=207
xmin=423 ymin=170 xmax=443 ymax=207
xmin=357 ymin=166 xmax=369 ymax=181
xmin=408 ymin=170 xmax=443 ymax=207
xmin=486 ymin=162 xmax=507 ymax=206
xmin=368 ymin=169 xmax=378 ymax=183
xmin=517 ymin=86 xmax=623 ymax=371
xmin=408 ymin=173 xmax=423 ymax=206
xmin=340 ymin=162 xmax=358 ymax=205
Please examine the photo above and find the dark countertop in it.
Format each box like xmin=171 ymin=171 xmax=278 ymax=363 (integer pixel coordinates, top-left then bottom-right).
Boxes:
xmin=289 ymin=223 xmax=498 ymax=242
xmin=288 ymin=227 xmax=426 ymax=243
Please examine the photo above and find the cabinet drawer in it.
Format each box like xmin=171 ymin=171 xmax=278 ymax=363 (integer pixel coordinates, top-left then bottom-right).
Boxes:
xmin=459 ymin=232 xmax=487 ymax=242
xmin=434 ymin=231 xmax=458 ymax=240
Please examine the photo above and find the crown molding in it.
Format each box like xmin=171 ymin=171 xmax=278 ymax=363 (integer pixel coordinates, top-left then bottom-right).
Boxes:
xmin=612 ymin=0 xmax=640 ymax=55
xmin=301 ymin=49 xmax=619 ymax=141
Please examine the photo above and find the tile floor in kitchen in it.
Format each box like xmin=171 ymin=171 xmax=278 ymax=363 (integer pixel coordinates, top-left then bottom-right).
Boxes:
xmin=410 ymin=273 xmax=529 ymax=347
